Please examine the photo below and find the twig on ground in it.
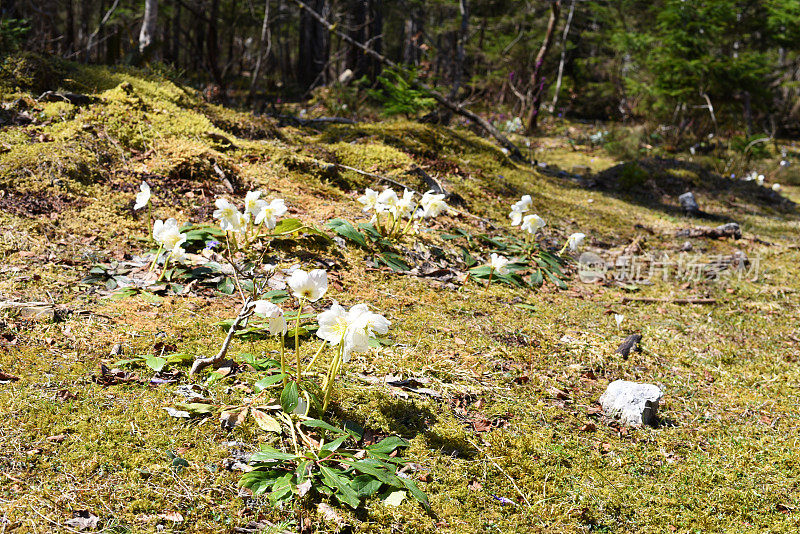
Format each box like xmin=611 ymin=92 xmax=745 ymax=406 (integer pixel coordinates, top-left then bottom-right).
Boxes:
xmin=621 ymin=297 xmax=717 ymax=305
xmin=190 ymin=299 xmax=256 ymax=376
xmin=465 ymin=437 xmax=533 ymax=509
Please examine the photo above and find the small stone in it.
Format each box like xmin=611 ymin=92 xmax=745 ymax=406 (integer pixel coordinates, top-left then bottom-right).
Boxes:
xmin=678 ymin=192 xmax=699 ymax=214
xmin=599 ymin=380 xmax=662 ymax=427
xmin=680 ymin=241 xmax=693 ymax=251
xmin=714 ymin=222 xmax=741 ymax=239
xmin=109 ymin=343 xmax=123 ymax=357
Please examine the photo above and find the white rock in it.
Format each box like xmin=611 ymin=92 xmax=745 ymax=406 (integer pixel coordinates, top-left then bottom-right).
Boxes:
xmin=599 ymin=380 xmax=662 ymax=427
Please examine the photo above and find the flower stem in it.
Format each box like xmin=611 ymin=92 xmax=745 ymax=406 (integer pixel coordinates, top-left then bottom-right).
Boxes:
xmin=304 ymin=342 xmax=327 ymax=374
xmin=157 ymin=251 xmax=173 ymax=282
xmin=280 ymin=334 xmax=287 ymax=386
xmin=148 ymin=245 xmax=163 ymax=273
xmin=322 ymin=344 xmax=343 ymax=412
xmin=486 ymin=267 xmax=494 ymax=288
xmin=294 ymin=297 xmax=305 ymax=382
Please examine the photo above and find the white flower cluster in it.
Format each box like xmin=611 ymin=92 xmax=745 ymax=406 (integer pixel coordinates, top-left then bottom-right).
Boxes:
xmin=213 ymin=191 xmax=287 ymax=236
xmin=508 ymin=195 xmax=546 ymax=234
xmin=357 ymin=187 xmax=450 ymax=221
xmin=153 ymin=218 xmax=188 ymax=263
xmin=317 ymin=302 xmax=390 ymax=362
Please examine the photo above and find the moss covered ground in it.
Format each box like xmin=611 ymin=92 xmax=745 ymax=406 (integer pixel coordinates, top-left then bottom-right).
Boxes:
xmin=1 ymin=58 xmax=800 ymax=533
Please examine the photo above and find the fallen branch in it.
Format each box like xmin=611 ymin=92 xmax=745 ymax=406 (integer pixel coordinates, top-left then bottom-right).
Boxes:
xmin=675 ymin=223 xmax=741 ymax=240
xmin=621 ymin=297 xmax=717 ymax=305
xmin=190 ymin=300 xmax=256 ymax=376
xmin=292 ymin=0 xmax=525 ymax=160
xmin=271 ymin=114 xmax=358 ymax=127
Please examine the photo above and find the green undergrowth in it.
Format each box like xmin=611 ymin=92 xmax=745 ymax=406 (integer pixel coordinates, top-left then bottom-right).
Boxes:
xmin=2 ymin=57 xmax=800 ymax=533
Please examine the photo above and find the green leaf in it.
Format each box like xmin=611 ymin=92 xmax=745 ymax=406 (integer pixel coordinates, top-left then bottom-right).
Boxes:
xmin=280 ymin=381 xmax=299 ymax=413
xmin=254 ymin=374 xmax=286 ymax=391
xmin=138 ymin=291 xmax=164 ymax=304
xmin=367 ymin=436 xmax=410 ymax=455
xmin=343 ymin=420 xmax=365 ymax=440
xmin=319 ymin=466 xmax=361 ymax=509
xmin=545 ymin=270 xmax=567 ymax=289
xmin=351 ymin=474 xmax=383 ymax=498
xmin=321 ymin=435 xmax=350 ymax=452
xmin=401 ymin=477 xmax=431 ymax=511
xmin=327 ymin=218 xmax=370 ymax=249
xmin=513 ymin=303 xmax=536 ymax=313
xmin=383 ymin=490 xmax=407 ymax=507
xmin=299 ymin=419 xmax=348 ymax=435
xmin=262 ymin=289 xmax=290 ymax=304
xmin=239 ymin=469 xmax=283 ymax=495
xmin=268 ymin=473 xmax=295 ymax=505
xmin=529 ymin=270 xmax=544 ymax=287
xmin=341 ymin=459 xmax=403 ymax=487
xmin=378 ymin=252 xmax=409 ymax=272
xmin=145 ymin=356 xmax=166 ymax=372
xmin=217 ymin=277 xmax=236 ymax=295
xmin=251 ymin=445 xmax=300 ymax=462
xmin=272 ymin=218 xmax=303 ymax=234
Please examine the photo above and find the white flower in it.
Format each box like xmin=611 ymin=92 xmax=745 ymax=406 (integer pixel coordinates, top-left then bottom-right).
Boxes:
xmin=254 ymin=198 xmax=288 ymax=230
xmin=171 ymin=246 xmax=187 ymax=264
xmin=489 ymin=253 xmax=510 ymax=275
xmin=134 ymin=181 xmax=151 ymax=210
xmin=509 ymin=195 xmax=532 ymax=226
xmin=393 ymin=189 xmax=415 ymax=219
xmin=317 ymin=302 xmax=389 ymax=362
xmin=418 ymin=191 xmax=449 ymax=218
xmin=213 ymin=198 xmax=242 ymax=232
xmin=244 ymin=191 xmax=263 ymax=220
xmin=357 ymin=188 xmax=379 ymax=212
xmin=521 ymin=214 xmax=546 ymax=234
xmin=376 ymin=189 xmax=399 ymax=213
xmin=756 ymin=174 xmax=765 ymax=186
xmin=567 ymin=232 xmax=586 ymax=251
xmin=153 ymin=218 xmax=186 ymax=251
xmin=253 ymin=300 xmax=288 ymax=336
xmin=772 ymin=183 xmax=782 ymax=192
xmin=288 ymin=268 xmax=328 ymax=302
xmin=614 ymin=314 xmax=625 ymax=328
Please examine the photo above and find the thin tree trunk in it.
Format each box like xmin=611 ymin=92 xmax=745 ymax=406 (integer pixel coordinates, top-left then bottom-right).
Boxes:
xmin=449 ymin=0 xmax=469 ymax=100
xmin=297 ymin=0 xmax=329 ymax=90
xmin=248 ymin=0 xmax=272 ymax=102
xmin=551 ymin=0 xmax=575 ymax=112
xmin=87 ymin=0 xmax=120 ymax=59
xmin=524 ymin=0 xmax=560 ymax=134
xmin=138 ymin=0 xmax=158 ymax=55
xmin=207 ymin=0 xmax=223 ymax=86
xmin=65 ymin=0 xmax=75 ymax=55
xmin=292 ymin=0 xmax=524 ymax=160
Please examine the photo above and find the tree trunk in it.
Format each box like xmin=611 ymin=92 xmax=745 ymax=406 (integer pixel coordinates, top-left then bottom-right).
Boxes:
xmin=449 ymin=0 xmax=469 ymax=100
xmin=207 ymin=0 xmax=223 ymax=86
xmin=297 ymin=0 xmax=329 ymax=90
xmin=138 ymin=0 xmax=158 ymax=55
xmin=65 ymin=0 xmax=75 ymax=56
xmin=345 ymin=0 xmax=382 ymax=80
xmin=551 ymin=0 xmax=575 ymax=112
xmin=402 ymin=6 xmax=423 ymax=66
xmin=524 ymin=0 xmax=560 ymax=134
xmin=248 ymin=0 xmax=272 ymax=102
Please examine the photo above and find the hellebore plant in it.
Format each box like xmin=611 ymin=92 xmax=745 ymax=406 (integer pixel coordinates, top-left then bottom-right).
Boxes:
xmin=316 ymin=302 xmax=390 ymax=410
xmin=357 ymin=186 xmax=450 ymax=241
xmin=150 ymin=218 xmax=188 ymax=280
